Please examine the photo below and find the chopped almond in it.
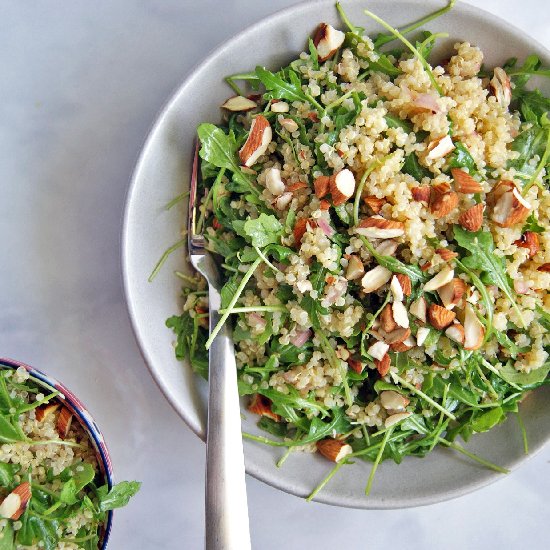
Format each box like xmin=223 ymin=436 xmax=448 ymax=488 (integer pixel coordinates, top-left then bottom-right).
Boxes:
xmin=428 ymin=304 xmax=456 ymax=330
xmin=375 ymin=239 xmax=398 ymax=256
xmin=435 ymin=248 xmax=458 ymax=261
xmin=238 ymin=115 xmax=272 ymax=167
xmin=416 ymin=326 xmax=431 ymax=347
xmin=380 ymin=390 xmax=409 ymax=412
xmin=265 ymin=167 xmax=285 ymax=196
xmin=390 ymin=336 xmax=415 ymax=352
xmin=430 ymin=188 xmax=459 ymax=217
xmin=411 ymin=186 xmax=431 ymax=203
xmin=319 ymin=199 xmax=331 ymax=211
xmin=275 ymin=192 xmax=293 ymax=210
xmin=390 ymin=276 xmax=404 ymax=302
xmin=375 ymin=354 xmax=391 ymax=376
xmin=424 ymin=266 xmax=455 ymax=292
xmin=355 ymin=216 xmax=405 ymax=239
xmin=56 ymin=407 xmax=73 ymax=439
xmin=514 ymin=231 xmax=540 ymax=258
xmin=538 ymin=263 xmax=550 ymax=273
xmin=458 ymin=203 xmax=484 ymax=232
xmin=420 ymin=261 xmax=432 ymax=272
xmin=271 ymin=101 xmax=290 ymax=113
xmin=490 ymin=67 xmax=512 ymax=109
xmin=313 ymin=23 xmax=346 ymax=62
xmin=345 ymin=255 xmax=365 ymax=281
xmin=330 ymin=169 xmax=356 ymax=205
xmin=314 ymin=175 xmax=330 ymax=198
xmin=380 ymin=303 xmax=397 ymax=333
xmin=367 ymin=341 xmax=390 ymax=361
xmin=445 ymin=323 xmax=465 ymax=345
xmin=35 ymin=402 xmax=60 ymax=422
xmin=280 ymin=118 xmax=298 ymax=132
xmin=221 ymin=95 xmax=257 ymax=112
xmin=248 ymin=394 xmax=281 ymax=422
xmin=396 ymin=274 xmax=412 ymax=296
xmin=361 ymin=265 xmax=392 ymax=293
xmin=293 ymin=218 xmax=315 ymax=246
xmin=427 ymin=135 xmax=455 ymax=159
xmin=392 ymin=301 xmax=410 ymax=329
xmin=383 ymin=327 xmax=411 ymax=345
xmin=451 ymin=168 xmax=483 ymax=193
xmin=464 ymin=305 xmax=485 ymax=350
xmin=491 ymin=181 xmax=531 ymax=227
xmin=317 ymin=438 xmax=353 ymax=462
xmin=347 ymin=357 xmax=364 ymax=374
xmin=410 ymin=296 xmax=427 ymax=323
xmin=385 ymin=412 xmax=412 ymax=428
xmin=286 ymin=181 xmax=308 ymax=193
xmin=0 ymin=482 xmax=31 ymax=520
xmin=364 ymin=196 xmax=385 ymax=213
xmin=438 ymin=278 xmax=467 ymax=310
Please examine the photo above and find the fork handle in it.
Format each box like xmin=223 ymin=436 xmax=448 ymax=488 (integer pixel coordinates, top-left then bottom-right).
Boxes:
xmin=205 ymin=301 xmax=251 ymax=550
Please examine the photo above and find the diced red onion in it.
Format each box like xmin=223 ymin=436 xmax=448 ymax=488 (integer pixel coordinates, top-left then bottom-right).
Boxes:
xmin=290 ymin=329 xmax=311 ymax=347
xmin=248 ymin=313 xmax=266 ymax=329
xmin=411 ymin=93 xmax=440 ymax=113
xmin=317 ymin=218 xmax=334 ymax=237
xmin=514 ymin=280 xmax=529 ymax=294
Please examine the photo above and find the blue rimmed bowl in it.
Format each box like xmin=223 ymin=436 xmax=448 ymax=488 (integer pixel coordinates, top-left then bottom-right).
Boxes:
xmin=0 ymin=358 xmax=114 ymax=548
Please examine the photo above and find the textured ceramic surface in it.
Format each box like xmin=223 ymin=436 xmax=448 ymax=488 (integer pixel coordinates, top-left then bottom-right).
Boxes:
xmin=123 ymin=0 xmax=550 ymax=508
xmin=0 ymin=358 xmax=114 ymax=547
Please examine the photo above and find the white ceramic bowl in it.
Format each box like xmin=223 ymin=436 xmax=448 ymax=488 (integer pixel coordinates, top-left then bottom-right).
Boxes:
xmin=122 ymin=0 xmax=550 ymax=508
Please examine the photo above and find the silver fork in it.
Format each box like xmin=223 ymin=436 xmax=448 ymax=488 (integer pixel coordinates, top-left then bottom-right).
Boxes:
xmin=188 ymin=141 xmax=252 ymax=550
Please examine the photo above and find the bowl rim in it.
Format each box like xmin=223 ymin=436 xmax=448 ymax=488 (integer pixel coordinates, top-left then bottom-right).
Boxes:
xmin=122 ymin=0 xmax=550 ymax=509
xmin=0 ymin=358 xmax=114 ymax=548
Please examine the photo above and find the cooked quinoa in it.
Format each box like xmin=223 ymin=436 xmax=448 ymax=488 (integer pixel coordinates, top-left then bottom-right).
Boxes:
xmin=0 ymin=367 xmax=140 ymax=549
xmin=167 ymin=2 xmax=550 ymax=495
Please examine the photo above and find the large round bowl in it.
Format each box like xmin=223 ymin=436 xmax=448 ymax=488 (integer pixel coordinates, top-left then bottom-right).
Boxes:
xmin=0 ymin=358 xmax=114 ymax=546
xmin=122 ymin=0 xmax=550 ymax=508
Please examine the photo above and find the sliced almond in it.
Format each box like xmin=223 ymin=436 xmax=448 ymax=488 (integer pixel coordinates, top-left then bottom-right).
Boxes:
xmin=364 ymin=196 xmax=385 ymax=213
xmin=428 ymin=303 xmax=456 ymax=330
xmin=35 ymin=402 xmax=60 ymax=422
xmin=514 ymin=231 xmax=540 ymax=258
xmin=56 ymin=407 xmax=73 ymax=439
xmin=451 ymin=168 xmax=483 ymax=193
xmin=221 ymin=95 xmax=257 ymax=112
xmin=347 ymin=357 xmax=364 ymax=374
xmin=248 ymin=394 xmax=281 ymax=422
xmin=275 ymin=192 xmax=293 ymax=210
xmin=537 ymin=263 xmax=550 ymax=273
xmin=492 ymin=182 xmax=531 ymax=227
xmin=410 ymin=296 xmax=427 ymax=323
xmin=271 ymin=101 xmax=290 ymax=113
xmin=355 ymin=216 xmax=405 ymax=239
xmin=427 ymin=135 xmax=455 ymax=160
xmin=238 ymin=115 xmax=272 ymax=167
xmin=490 ymin=67 xmax=512 ymax=109
xmin=314 ymin=175 xmax=330 ymax=198
xmin=375 ymin=239 xmax=398 ymax=256
xmin=445 ymin=323 xmax=465 ymax=345
xmin=435 ymin=248 xmax=458 ymax=262
xmin=464 ymin=305 xmax=485 ymax=350
xmin=313 ymin=23 xmax=345 ymax=62
xmin=367 ymin=341 xmax=389 ymax=361
xmin=375 ymin=353 xmax=391 ymax=376
xmin=411 ymin=186 xmax=431 ymax=203
xmin=430 ymin=189 xmax=459 ymax=217
xmin=265 ymin=167 xmax=285 ymax=196
xmin=330 ymin=169 xmax=355 ymax=205
xmin=416 ymin=326 xmax=431 ymax=347
xmin=385 ymin=411 xmax=412 ymax=428
xmin=316 ymin=438 xmax=353 ymax=462
xmin=392 ymin=301 xmax=410 ymax=329
xmin=459 ymin=203 xmax=484 ymax=232
xmin=396 ymin=274 xmax=412 ymax=297
xmin=361 ymin=265 xmax=392 ymax=293
xmin=280 ymin=118 xmax=298 ymax=133
xmin=423 ymin=266 xmax=454 ymax=292
xmin=0 ymin=482 xmax=31 ymax=520
xmin=390 ymin=275 xmax=404 ymax=302
xmin=380 ymin=390 xmax=410 ymax=412
xmin=438 ymin=278 xmax=467 ymax=310
xmin=345 ymin=255 xmax=365 ymax=281
xmin=380 ymin=303 xmax=397 ymax=333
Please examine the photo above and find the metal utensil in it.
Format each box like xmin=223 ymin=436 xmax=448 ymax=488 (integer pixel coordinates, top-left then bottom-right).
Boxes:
xmin=188 ymin=142 xmax=251 ymax=550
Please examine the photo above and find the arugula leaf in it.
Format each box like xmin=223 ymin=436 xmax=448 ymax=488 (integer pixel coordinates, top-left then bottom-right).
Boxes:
xmin=0 ymin=415 xmax=27 ymax=444
xmin=517 ymin=89 xmax=550 ymax=123
xmin=243 ymin=214 xmax=283 ymax=248
xmin=97 ymin=481 xmax=141 ymax=513
xmin=508 ymin=125 xmax=547 ymax=181
xmin=499 ymin=363 xmax=550 ymax=387
xmin=471 ymin=407 xmax=505 ymax=433
xmin=165 ymin=313 xmax=194 ymax=361
xmin=0 ymin=462 xmax=18 ymax=488
xmin=448 ymin=142 xmax=476 ymax=172
xmin=385 ymin=113 xmax=413 ymax=133
xmin=308 ymin=38 xmax=319 ymax=70
xmin=0 ymin=522 xmax=14 ymax=550
xmin=522 ymin=213 xmax=545 ymax=234
xmin=402 ymin=153 xmax=431 ymax=181
xmin=60 ymin=478 xmax=78 ymax=505
xmin=453 ymin=225 xmax=524 ymax=326
xmin=257 ymin=416 xmax=288 ymax=438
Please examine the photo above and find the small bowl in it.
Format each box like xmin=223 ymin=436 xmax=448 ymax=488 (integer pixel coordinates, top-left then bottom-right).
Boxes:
xmin=0 ymin=358 xmax=114 ymax=548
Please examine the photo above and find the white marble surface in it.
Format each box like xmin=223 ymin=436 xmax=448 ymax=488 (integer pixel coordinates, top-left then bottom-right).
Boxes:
xmin=1 ymin=1 xmax=549 ymax=548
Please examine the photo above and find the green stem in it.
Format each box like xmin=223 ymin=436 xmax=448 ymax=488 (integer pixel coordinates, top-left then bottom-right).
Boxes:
xmin=16 ymin=391 xmax=60 ymax=413
xmin=254 ymin=246 xmax=282 ymax=274
xmin=306 ymin=459 xmax=348 ymax=502
xmin=277 ymin=446 xmax=294 ymax=468
xmin=163 ymin=192 xmax=189 ymax=210
xmin=523 ymin=124 xmax=550 ymax=194
xmin=480 ymin=358 xmax=522 ymax=391
xmin=175 ymin=271 xmax=201 ymax=285
xmin=196 ymin=169 xmax=225 ymax=234
xmin=439 ymin=438 xmax=509 ymax=474
xmin=391 ymin=373 xmax=456 ymax=421
xmin=148 ymin=238 xmax=186 ymax=282
xmin=365 ymin=427 xmax=393 ymax=495
xmin=516 ymin=411 xmax=529 ymax=455
xmin=353 ymin=160 xmax=380 ymax=226
xmin=218 ymin=305 xmax=287 ymax=314
xmin=205 ymin=257 xmax=262 ymax=349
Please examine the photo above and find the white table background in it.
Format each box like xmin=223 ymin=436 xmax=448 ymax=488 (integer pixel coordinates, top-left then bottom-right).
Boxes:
xmin=1 ymin=1 xmax=549 ymax=548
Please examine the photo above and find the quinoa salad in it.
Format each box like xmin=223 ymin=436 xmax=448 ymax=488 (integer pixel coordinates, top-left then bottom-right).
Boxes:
xmin=163 ymin=1 xmax=550 ymax=496
xmin=0 ymin=367 xmax=140 ymax=549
